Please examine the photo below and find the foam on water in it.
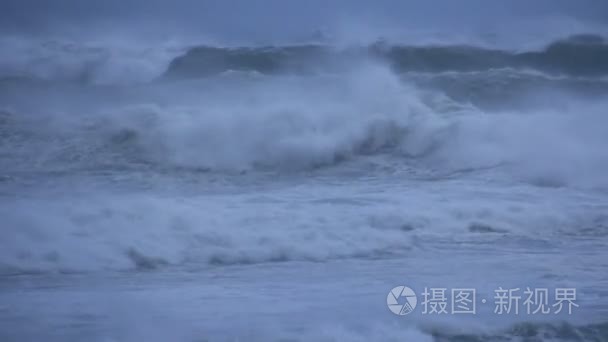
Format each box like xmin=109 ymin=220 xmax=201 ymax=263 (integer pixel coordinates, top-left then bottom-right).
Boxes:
xmin=1 ymin=33 xmax=607 ymax=342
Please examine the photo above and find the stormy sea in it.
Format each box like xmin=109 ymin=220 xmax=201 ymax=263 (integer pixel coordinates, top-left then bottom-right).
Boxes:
xmin=1 ymin=15 xmax=608 ymax=342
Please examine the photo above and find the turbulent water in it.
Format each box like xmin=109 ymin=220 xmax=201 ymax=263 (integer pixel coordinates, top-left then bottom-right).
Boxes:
xmin=1 ymin=34 xmax=608 ymax=341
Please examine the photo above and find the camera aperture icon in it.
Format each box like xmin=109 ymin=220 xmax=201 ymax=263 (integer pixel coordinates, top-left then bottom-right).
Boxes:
xmin=387 ymin=286 xmax=417 ymax=315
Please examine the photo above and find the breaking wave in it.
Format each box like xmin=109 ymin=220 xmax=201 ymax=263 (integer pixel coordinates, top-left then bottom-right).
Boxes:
xmin=2 ymin=61 xmax=608 ymax=189
xmin=164 ymin=34 xmax=608 ymax=79
xmin=3 ymin=177 xmax=606 ymax=274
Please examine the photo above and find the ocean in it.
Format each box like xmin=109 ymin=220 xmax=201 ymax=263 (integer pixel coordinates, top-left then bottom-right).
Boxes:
xmin=1 ymin=33 xmax=607 ymax=341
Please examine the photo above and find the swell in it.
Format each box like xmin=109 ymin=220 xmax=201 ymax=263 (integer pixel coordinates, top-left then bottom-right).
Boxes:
xmin=164 ymin=34 xmax=608 ymax=79
xmin=1 ymin=34 xmax=606 ymax=85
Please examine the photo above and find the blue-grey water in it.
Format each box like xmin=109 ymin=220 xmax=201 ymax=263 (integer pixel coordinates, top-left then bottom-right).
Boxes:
xmin=1 ymin=35 xmax=608 ymax=341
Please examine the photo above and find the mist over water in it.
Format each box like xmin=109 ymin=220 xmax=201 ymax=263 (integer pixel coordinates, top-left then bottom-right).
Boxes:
xmin=1 ymin=1 xmax=608 ymax=341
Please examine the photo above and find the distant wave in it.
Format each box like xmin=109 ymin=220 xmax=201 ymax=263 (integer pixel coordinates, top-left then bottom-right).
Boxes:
xmin=1 ymin=34 xmax=606 ymax=84
xmin=164 ymin=34 xmax=608 ymax=78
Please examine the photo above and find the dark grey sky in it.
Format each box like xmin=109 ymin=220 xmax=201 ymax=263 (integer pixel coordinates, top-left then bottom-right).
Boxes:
xmin=1 ymin=0 xmax=607 ymax=43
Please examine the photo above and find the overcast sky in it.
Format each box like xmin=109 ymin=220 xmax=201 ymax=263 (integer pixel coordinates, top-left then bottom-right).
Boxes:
xmin=1 ymin=0 xmax=607 ymax=44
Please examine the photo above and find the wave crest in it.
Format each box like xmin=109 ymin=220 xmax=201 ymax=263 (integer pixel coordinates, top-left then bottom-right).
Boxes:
xmin=164 ymin=34 xmax=608 ymax=79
